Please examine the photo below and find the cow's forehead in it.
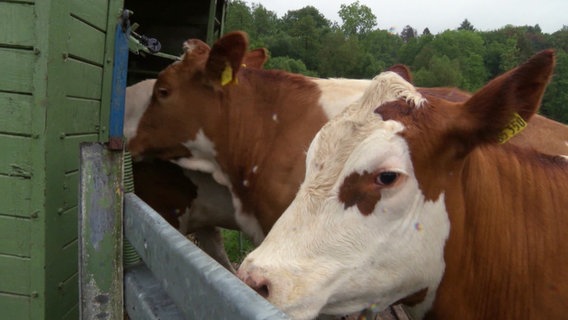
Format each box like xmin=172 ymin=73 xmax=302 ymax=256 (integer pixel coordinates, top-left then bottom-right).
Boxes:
xmin=308 ymin=72 xmax=425 ymax=174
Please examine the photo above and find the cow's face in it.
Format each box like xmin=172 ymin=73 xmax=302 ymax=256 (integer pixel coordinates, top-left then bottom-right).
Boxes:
xmin=127 ymin=32 xmax=250 ymax=161
xmin=238 ymin=72 xmax=451 ymax=319
xmin=239 ymin=50 xmax=556 ymax=319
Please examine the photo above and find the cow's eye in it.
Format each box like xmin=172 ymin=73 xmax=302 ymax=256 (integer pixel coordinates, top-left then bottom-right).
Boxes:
xmin=376 ymin=171 xmax=399 ymax=186
xmin=157 ymin=87 xmax=169 ymax=98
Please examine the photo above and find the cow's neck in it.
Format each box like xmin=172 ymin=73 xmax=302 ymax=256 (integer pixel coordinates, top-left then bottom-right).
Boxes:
xmin=428 ymin=145 xmax=568 ymax=319
xmin=205 ymin=70 xmax=330 ymax=235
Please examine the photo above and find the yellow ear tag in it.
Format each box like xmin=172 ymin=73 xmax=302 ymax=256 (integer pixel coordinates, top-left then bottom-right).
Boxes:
xmin=221 ymin=64 xmax=235 ymax=86
xmin=497 ymin=112 xmax=527 ymax=144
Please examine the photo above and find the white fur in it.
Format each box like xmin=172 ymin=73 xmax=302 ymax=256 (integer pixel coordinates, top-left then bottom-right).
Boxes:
xmin=314 ymin=78 xmax=372 ymax=119
xmin=180 ymin=131 xmax=265 ymax=245
xmin=239 ymin=72 xmax=448 ymax=319
xmin=124 ymin=79 xmax=156 ymax=140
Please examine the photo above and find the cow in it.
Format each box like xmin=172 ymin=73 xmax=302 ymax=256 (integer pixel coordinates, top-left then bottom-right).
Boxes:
xmin=237 ymin=50 xmax=568 ymax=319
xmin=124 ymin=46 xmax=272 ymax=272
xmin=125 ymin=30 xmax=568 ymax=276
xmin=125 ymin=32 xmax=372 ymax=249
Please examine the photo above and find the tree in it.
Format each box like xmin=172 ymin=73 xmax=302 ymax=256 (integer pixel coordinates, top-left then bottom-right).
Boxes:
xmin=400 ymin=25 xmax=417 ymax=42
xmin=414 ymin=55 xmax=463 ymax=87
xmin=280 ymin=6 xmax=331 ymax=70
xmin=338 ymin=1 xmax=377 ymax=37
xmin=458 ymin=19 xmax=475 ymax=31
xmin=224 ymin=0 xmax=254 ymax=35
xmin=541 ymin=50 xmax=568 ymax=123
xmin=360 ymin=29 xmax=404 ymax=73
xmin=422 ymin=28 xmax=432 ymax=36
xmin=266 ymin=56 xmax=318 ymax=76
xmin=250 ymin=4 xmax=279 ymax=40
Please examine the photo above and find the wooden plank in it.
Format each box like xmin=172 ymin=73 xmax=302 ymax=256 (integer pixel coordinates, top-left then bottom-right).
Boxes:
xmin=70 ymin=0 xmax=109 ymax=31
xmin=0 ymin=92 xmax=33 ymax=135
xmin=0 ymin=48 xmax=34 ymax=94
xmin=68 ymin=15 xmax=106 ymax=65
xmin=0 ymin=2 xmax=35 ymax=47
xmin=54 ymin=273 xmax=79 ymax=319
xmin=0 ymin=176 xmax=31 ymax=218
xmin=63 ymin=174 xmax=79 ymax=212
xmin=64 ymin=134 xmax=99 ymax=173
xmin=0 ymin=135 xmax=32 ymax=177
xmin=0 ymin=293 xmax=30 ymax=319
xmin=0 ymin=254 xmax=30 ymax=295
xmin=65 ymin=59 xmax=103 ymax=100
xmin=79 ymin=143 xmax=123 ymax=320
xmin=62 ymin=304 xmax=79 ymax=320
xmin=63 ymin=97 xmax=101 ymax=135
xmin=51 ymin=207 xmax=78 ymax=249
xmin=0 ymin=215 xmax=30 ymax=257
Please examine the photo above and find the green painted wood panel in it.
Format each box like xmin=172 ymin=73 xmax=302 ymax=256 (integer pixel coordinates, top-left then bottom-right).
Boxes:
xmin=0 ymin=135 xmax=32 ymax=177
xmin=4 ymin=0 xmax=36 ymax=3
xmin=63 ymin=173 xmax=79 ymax=210
xmin=0 ymin=93 xmax=33 ymax=135
xmin=65 ymin=59 xmax=103 ymax=99
xmin=63 ymin=98 xmax=101 ymax=134
xmin=0 ymin=293 xmax=30 ymax=319
xmin=0 ymin=215 xmax=31 ymax=257
xmin=0 ymin=255 xmax=30 ymax=294
xmin=70 ymin=0 xmax=109 ymax=31
xmin=0 ymin=2 xmax=35 ymax=47
xmin=68 ymin=16 xmax=106 ymax=65
xmin=53 ymin=272 xmax=79 ymax=318
xmin=0 ymin=176 xmax=31 ymax=217
xmin=0 ymin=48 xmax=35 ymax=93
xmin=62 ymin=304 xmax=79 ymax=320
xmin=52 ymin=207 xmax=78 ymax=249
xmin=63 ymin=134 xmax=99 ymax=173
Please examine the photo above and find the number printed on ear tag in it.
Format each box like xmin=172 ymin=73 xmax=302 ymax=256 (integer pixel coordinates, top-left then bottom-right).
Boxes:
xmin=497 ymin=113 xmax=527 ymax=144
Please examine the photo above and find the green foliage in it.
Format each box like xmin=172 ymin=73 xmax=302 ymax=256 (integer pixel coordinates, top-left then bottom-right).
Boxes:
xmin=266 ymin=56 xmax=318 ymax=76
xmin=458 ymin=19 xmax=476 ymax=31
xmin=223 ymin=2 xmax=568 ymax=124
xmin=541 ymin=50 xmax=568 ymax=123
xmin=221 ymin=229 xmax=255 ymax=264
xmin=338 ymin=1 xmax=377 ymax=37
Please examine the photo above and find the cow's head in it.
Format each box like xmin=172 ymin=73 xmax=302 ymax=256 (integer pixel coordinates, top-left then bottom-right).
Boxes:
xmin=237 ymin=50 xmax=555 ymax=319
xmin=126 ymin=32 xmax=265 ymax=163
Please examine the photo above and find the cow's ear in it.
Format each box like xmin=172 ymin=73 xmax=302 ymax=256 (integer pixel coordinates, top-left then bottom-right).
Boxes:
xmin=387 ymin=64 xmax=413 ymax=83
xmin=455 ymin=50 xmax=555 ymax=146
xmin=205 ymin=31 xmax=249 ymax=86
xmin=243 ymin=48 xmax=269 ymax=69
xmin=181 ymin=39 xmax=211 ymax=64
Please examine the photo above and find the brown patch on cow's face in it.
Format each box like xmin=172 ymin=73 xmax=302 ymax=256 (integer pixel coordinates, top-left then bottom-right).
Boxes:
xmin=338 ymin=170 xmax=402 ymax=215
xmin=375 ymin=98 xmax=464 ymax=202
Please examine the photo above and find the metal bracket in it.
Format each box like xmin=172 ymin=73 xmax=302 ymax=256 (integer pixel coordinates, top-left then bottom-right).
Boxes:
xmin=128 ymin=23 xmax=180 ymax=62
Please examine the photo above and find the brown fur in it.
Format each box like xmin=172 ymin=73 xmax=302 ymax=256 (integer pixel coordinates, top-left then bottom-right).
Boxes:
xmin=128 ymin=32 xmax=329 ymax=235
xmin=376 ymin=50 xmax=568 ymax=319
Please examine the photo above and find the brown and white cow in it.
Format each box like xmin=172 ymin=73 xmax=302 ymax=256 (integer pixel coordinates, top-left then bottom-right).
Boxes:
xmin=126 ymin=32 xmax=372 ymax=247
xmin=126 ymin=31 xmax=568 ymax=281
xmin=237 ymin=50 xmax=568 ymax=319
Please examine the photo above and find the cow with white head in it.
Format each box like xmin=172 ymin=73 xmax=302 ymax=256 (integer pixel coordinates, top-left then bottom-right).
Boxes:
xmin=238 ymin=51 xmax=568 ymax=319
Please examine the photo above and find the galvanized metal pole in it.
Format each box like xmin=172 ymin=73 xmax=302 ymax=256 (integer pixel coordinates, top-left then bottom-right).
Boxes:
xmin=78 ymin=143 xmax=123 ymax=320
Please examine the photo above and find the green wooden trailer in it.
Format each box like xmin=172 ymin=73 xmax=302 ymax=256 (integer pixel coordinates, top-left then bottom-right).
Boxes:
xmin=0 ymin=1 xmax=226 ymax=318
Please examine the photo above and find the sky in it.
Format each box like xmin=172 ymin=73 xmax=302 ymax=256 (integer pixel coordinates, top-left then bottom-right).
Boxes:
xmin=253 ymin=0 xmax=567 ymax=35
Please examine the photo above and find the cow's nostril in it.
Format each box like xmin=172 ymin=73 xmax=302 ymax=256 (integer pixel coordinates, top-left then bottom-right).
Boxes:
xmin=255 ymin=283 xmax=269 ymax=298
xmin=239 ymin=268 xmax=271 ymax=299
